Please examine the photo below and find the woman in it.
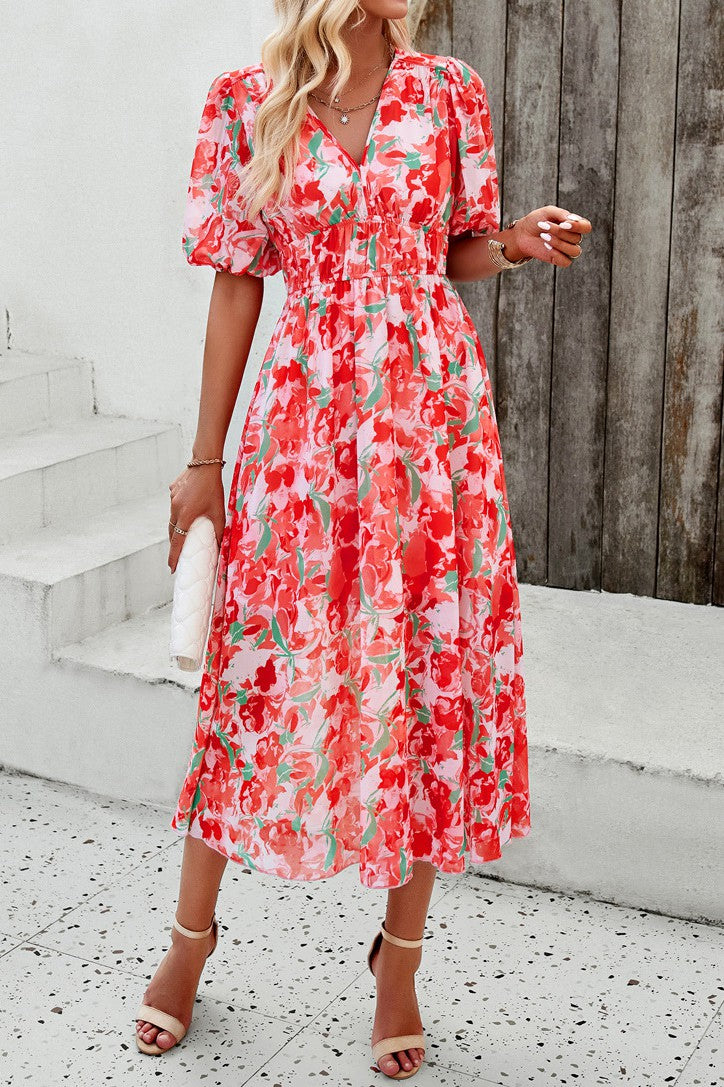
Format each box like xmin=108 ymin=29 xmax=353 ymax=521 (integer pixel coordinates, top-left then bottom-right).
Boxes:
xmin=136 ymin=0 xmax=591 ymax=1078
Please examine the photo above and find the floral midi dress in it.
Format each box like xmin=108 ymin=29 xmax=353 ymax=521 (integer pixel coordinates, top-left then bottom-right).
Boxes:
xmin=170 ymin=46 xmax=531 ymax=889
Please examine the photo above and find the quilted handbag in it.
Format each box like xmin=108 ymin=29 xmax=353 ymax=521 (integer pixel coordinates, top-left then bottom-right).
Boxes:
xmin=169 ymin=516 xmax=220 ymax=672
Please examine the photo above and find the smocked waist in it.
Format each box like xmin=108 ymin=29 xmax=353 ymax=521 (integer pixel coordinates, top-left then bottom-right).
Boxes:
xmin=279 ymin=217 xmax=449 ymax=295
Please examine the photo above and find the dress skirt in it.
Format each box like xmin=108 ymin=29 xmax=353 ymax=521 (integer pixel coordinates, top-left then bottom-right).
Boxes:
xmin=170 ymin=47 xmax=531 ymax=889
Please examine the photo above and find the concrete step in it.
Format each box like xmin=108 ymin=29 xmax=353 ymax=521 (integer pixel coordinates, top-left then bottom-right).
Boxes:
xmin=0 ymin=415 xmax=182 ymax=543
xmin=0 ymin=492 xmax=173 ymax=658
xmin=0 ymin=351 xmax=94 ymax=435
xmin=56 ymin=602 xmax=198 ymax=692
xmin=4 ymin=584 xmax=723 ymax=924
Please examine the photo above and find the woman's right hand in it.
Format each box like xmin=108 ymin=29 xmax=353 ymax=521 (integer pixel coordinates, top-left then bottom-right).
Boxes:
xmin=168 ymin=464 xmax=226 ymax=573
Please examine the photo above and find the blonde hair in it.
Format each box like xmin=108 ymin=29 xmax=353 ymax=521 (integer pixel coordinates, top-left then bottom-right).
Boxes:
xmin=241 ymin=0 xmax=413 ymax=219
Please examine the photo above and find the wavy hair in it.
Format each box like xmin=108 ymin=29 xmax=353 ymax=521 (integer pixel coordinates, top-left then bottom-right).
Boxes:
xmin=240 ymin=0 xmax=413 ymax=219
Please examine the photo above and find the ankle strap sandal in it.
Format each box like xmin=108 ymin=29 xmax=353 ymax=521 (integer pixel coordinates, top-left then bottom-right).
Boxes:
xmin=135 ymin=913 xmax=219 ymax=1056
xmin=367 ymin=921 xmax=426 ymax=1080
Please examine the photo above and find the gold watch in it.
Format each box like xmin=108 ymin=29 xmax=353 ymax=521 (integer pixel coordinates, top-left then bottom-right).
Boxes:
xmin=488 ymin=218 xmax=533 ymax=270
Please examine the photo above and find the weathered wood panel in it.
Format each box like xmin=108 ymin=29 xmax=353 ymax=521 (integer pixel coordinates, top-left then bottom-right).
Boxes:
xmin=415 ymin=0 xmax=724 ymax=603
xmin=451 ymin=1 xmax=506 ymax=391
xmin=602 ymin=0 xmax=679 ymax=597
xmin=495 ymin=0 xmax=563 ymax=583
xmin=657 ymin=0 xmax=724 ymax=603
xmin=547 ymin=0 xmax=619 ymax=589
xmin=414 ymin=0 xmax=452 ymax=55
xmin=714 ymin=403 xmax=724 ymax=606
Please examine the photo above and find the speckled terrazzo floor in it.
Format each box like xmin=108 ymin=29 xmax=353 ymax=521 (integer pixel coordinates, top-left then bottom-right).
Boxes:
xmin=1 ymin=768 xmax=722 ymax=1086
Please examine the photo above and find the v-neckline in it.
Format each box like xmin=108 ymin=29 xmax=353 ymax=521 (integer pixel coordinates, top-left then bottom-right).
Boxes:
xmin=307 ymin=47 xmax=401 ymax=172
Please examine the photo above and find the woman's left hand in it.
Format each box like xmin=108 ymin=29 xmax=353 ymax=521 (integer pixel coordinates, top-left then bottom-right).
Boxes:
xmin=510 ymin=206 xmax=593 ymax=267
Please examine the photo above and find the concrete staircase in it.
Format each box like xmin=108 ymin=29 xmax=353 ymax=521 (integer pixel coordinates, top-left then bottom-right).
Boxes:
xmin=0 ymin=349 xmax=722 ymax=926
xmin=0 ymin=349 xmax=183 ymax=792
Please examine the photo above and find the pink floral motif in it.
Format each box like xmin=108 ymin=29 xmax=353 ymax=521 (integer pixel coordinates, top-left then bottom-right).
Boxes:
xmin=171 ymin=47 xmax=531 ymax=889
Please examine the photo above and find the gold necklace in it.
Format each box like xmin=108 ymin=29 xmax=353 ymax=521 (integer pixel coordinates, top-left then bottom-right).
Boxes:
xmin=309 ymin=44 xmax=395 ymax=126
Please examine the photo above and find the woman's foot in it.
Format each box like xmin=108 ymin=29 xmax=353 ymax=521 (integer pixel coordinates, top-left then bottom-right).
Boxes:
xmin=135 ymin=922 xmax=217 ymax=1051
xmin=369 ymin=934 xmax=425 ymax=1077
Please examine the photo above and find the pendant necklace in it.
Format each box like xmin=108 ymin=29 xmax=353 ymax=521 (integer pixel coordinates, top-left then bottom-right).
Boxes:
xmin=309 ymin=42 xmax=395 ymax=126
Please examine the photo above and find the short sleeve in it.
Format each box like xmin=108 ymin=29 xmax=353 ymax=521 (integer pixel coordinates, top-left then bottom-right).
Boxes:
xmin=445 ymin=57 xmax=501 ymax=238
xmin=182 ymin=71 xmax=282 ymax=277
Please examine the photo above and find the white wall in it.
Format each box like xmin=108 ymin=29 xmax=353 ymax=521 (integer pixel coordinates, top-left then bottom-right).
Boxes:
xmin=0 ymin=2 xmax=285 ymax=446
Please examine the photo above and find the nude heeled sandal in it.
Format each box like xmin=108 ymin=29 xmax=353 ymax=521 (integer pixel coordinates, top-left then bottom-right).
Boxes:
xmin=367 ymin=920 xmax=426 ymax=1080
xmin=135 ymin=913 xmax=219 ymax=1056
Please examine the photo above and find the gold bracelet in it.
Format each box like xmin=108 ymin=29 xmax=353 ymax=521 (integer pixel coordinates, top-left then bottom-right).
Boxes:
xmin=187 ymin=457 xmax=226 ymax=468
xmin=488 ymin=217 xmax=533 ymax=271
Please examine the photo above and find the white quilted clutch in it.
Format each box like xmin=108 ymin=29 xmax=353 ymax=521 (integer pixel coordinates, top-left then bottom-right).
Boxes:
xmin=169 ymin=516 xmax=220 ymax=672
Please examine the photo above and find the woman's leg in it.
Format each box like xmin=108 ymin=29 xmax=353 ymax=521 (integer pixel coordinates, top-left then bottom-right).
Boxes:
xmin=371 ymin=860 xmax=437 ymax=1077
xmin=136 ymin=835 xmax=228 ymax=1051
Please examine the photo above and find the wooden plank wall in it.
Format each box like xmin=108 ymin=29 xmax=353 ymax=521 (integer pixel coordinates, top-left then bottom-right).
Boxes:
xmin=415 ymin=0 xmax=723 ymax=605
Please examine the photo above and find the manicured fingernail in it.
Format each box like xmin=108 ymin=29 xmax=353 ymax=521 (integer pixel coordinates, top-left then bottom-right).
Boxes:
xmin=560 ymin=221 xmax=573 ymax=229
xmin=540 ymin=232 xmax=552 ymax=241
xmin=537 ymin=220 xmax=551 ymax=229
xmin=543 ymin=242 xmax=552 ymax=250
xmin=568 ymin=213 xmax=582 ymax=221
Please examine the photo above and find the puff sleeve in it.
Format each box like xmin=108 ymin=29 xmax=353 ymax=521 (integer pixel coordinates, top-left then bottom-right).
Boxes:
xmin=182 ymin=72 xmax=282 ymax=277
xmin=445 ymin=57 xmax=501 ymax=238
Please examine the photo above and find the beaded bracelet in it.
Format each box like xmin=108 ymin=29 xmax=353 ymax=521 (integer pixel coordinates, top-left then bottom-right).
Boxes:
xmin=187 ymin=457 xmax=226 ymax=468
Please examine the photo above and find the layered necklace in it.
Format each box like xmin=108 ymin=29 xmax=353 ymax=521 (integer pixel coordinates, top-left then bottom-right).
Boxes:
xmin=308 ymin=41 xmax=395 ymax=126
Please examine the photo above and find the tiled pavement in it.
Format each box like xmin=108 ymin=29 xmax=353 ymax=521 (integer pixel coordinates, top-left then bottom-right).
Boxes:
xmin=2 ymin=768 xmax=722 ymax=1086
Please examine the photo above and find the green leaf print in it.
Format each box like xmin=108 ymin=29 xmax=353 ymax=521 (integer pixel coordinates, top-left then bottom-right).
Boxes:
xmin=369 ymin=726 xmax=392 ymax=759
xmin=496 ymin=496 xmax=508 ymax=547
xmin=324 ymin=832 xmax=337 ymax=870
xmin=498 ymin=769 xmax=510 ymax=789
xmin=308 ymin=129 xmax=326 ymax=164
xmin=399 ymin=848 xmax=408 ymax=885
xmin=277 ymin=762 xmax=293 ymax=784
xmin=271 ymin=614 xmax=292 ymax=655
xmin=405 ymin=314 xmax=422 ymax=370
xmin=254 ymin=518 xmax=273 ymax=560
xmin=368 ymin=649 xmax=401 ymax=665
xmin=217 ymin=729 xmax=238 ymax=769
xmin=461 ymin=404 xmax=480 ymax=437
xmin=310 ymin=486 xmax=331 ymax=531
xmin=235 ymin=688 xmax=249 ymax=707
xmin=190 ymin=780 xmax=204 ymax=816
xmin=292 ymin=682 xmax=322 ymax=703
xmin=229 ymin=118 xmax=243 ymax=166
xmin=291 ymin=814 xmax=302 ymax=832
xmin=360 ymin=813 xmax=378 ymax=847
xmin=471 ymin=537 xmax=484 ymax=578
xmin=256 ymin=424 xmax=271 ymax=463
xmin=443 ymin=569 xmax=458 ymax=596
xmin=401 ymin=451 xmax=422 ymax=503
xmin=368 ymin=234 xmax=378 ymax=271
xmin=296 ymin=545 xmax=305 ymax=586
xmin=241 ymin=763 xmax=254 ymax=781
xmin=363 ymin=373 xmax=385 ymax=411
xmin=314 ymin=752 xmax=330 ymax=788
xmin=480 ymin=755 xmax=494 ymax=773
xmin=452 ymin=728 xmax=464 ymax=751
xmin=404 ymin=151 xmax=422 ymax=171
xmin=229 ymin=620 xmax=245 ymax=645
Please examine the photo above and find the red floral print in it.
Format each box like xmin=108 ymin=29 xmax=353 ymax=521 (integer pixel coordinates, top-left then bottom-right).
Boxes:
xmin=171 ymin=47 xmax=531 ymax=889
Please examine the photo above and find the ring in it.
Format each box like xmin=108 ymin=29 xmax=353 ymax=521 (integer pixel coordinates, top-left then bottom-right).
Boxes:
xmin=172 ymin=525 xmax=188 ymax=536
